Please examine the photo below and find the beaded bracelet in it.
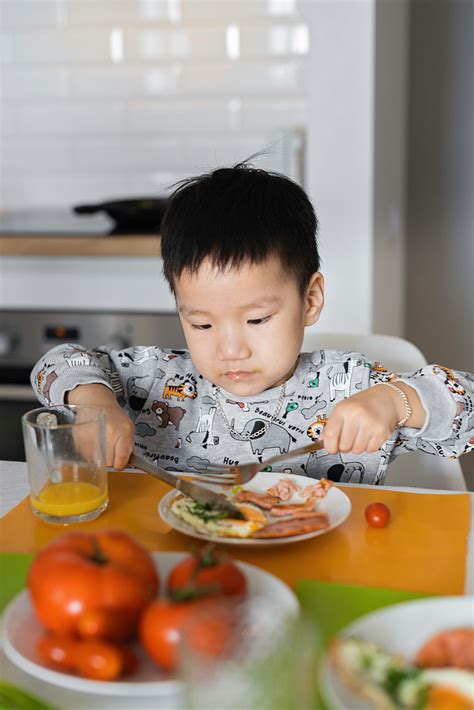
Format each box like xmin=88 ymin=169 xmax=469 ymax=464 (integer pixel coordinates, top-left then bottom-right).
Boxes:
xmin=376 ymin=382 xmax=413 ymax=427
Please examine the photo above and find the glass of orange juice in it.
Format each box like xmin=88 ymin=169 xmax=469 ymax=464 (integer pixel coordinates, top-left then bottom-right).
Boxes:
xmin=22 ymin=405 xmax=108 ymax=524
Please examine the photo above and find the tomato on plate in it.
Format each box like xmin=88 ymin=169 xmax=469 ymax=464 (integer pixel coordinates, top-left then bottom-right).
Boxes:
xmin=167 ymin=545 xmax=247 ymax=599
xmin=28 ymin=529 xmax=159 ymax=640
xmin=37 ymin=636 xmax=138 ymax=681
xmin=139 ymin=597 xmax=235 ymax=672
xmin=365 ymin=502 xmax=391 ymax=528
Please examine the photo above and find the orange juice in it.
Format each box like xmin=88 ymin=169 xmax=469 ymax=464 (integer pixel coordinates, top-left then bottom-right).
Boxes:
xmin=31 ymin=481 xmax=108 ymax=517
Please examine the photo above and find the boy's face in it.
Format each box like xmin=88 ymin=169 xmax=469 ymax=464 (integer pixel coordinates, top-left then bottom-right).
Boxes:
xmin=175 ymin=255 xmax=324 ymax=396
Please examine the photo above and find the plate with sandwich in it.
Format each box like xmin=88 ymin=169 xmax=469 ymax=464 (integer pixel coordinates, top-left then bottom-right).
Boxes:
xmin=158 ymin=472 xmax=351 ymax=547
xmin=320 ymin=595 xmax=474 ymax=709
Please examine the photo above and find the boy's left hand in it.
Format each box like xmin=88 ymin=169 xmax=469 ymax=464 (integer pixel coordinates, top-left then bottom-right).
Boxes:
xmin=320 ymin=383 xmax=424 ymax=455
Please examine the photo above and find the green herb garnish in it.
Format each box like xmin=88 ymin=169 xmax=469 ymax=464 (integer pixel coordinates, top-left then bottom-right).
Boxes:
xmin=187 ymin=501 xmax=230 ymax=523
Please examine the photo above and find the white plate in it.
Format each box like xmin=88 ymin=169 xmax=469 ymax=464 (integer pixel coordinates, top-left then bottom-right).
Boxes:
xmin=319 ymin=595 xmax=474 ymax=710
xmin=158 ymin=472 xmax=352 ymax=547
xmin=2 ymin=551 xmax=298 ymax=698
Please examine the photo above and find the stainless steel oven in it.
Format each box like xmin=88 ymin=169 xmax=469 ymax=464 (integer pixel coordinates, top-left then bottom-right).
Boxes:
xmin=0 ymin=309 xmax=185 ymax=460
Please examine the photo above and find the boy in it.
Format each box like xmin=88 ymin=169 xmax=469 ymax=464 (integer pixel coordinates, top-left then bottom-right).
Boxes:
xmin=31 ymin=164 xmax=473 ymax=484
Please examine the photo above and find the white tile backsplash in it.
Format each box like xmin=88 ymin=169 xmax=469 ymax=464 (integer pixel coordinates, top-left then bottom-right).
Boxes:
xmin=2 ymin=139 xmax=73 ymax=172
xmin=0 ymin=0 xmax=307 ymax=208
xmin=0 ymin=1 xmax=66 ymax=29
xmin=1 ymin=67 xmax=70 ymax=99
xmin=125 ymin=27 xmax=228 ymax=60
xmin=3 ymin=102 xmax=125 ymax=136
xmin=5 ymin=30 xmax=113 ymax=64
xmin=181 ymin=60 xmax=301 ymax=95
xmin=126 ymin=99 xmax=234 ymax=132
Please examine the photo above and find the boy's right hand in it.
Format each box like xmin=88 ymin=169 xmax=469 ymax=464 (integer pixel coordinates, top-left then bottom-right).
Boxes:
xmin=67 ymin=384 xmax=135 ymax=470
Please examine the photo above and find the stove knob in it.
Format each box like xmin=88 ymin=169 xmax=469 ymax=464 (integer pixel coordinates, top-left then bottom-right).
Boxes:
xmin=0 ymin=330 xmax=16 ymax=357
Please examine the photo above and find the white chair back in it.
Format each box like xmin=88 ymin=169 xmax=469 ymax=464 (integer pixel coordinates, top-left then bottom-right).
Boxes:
xmin=301 ymin=331 xmax=467 ymax=491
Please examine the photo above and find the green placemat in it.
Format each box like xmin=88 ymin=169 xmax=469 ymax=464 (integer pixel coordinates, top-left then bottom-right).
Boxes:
xmin=0 ymin=554 xmax=33 ymax=613
xmin=296 ymin=578 xmax=433 ymax=646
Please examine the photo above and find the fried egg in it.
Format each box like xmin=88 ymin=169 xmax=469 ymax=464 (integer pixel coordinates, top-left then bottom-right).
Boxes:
xmin=170 ymin=495 xmax=267 ymax=538
xmin=423 ymin=668 xmax=474 ymax=709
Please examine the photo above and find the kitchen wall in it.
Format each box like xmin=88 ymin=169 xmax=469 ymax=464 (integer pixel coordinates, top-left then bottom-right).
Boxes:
xmin=405 ymin=0 xmax=474 ymax=485
xmin=0 ymin=0 xmax=308 ymax=208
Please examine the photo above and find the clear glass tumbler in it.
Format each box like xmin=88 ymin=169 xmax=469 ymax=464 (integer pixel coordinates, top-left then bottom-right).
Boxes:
xmin=179 ymin=596 xmax=320 ymax=710
xmin=22 ymin=405 xmax=108 ymax=524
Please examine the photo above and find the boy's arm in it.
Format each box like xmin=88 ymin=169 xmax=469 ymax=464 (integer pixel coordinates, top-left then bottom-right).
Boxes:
xmin=31 ymin=343 xmax=118 ymax=406
xmin=30 ymin=343 xmax=159 ymax=469
xmin=321 ymin=363 xmax=474 ymax=458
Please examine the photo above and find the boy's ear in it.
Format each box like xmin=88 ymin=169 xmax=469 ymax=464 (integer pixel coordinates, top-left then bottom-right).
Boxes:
xmin=304 ymin=272 xmax=324 ymax=326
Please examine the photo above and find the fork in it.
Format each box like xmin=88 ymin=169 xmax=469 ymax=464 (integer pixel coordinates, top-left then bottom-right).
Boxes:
xmin=191 ymin=440 xmax=324 ymax=486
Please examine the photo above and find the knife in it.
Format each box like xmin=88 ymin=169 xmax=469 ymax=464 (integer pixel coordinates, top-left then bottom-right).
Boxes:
xmin=129 ymin=451 xmax=245 ymax=519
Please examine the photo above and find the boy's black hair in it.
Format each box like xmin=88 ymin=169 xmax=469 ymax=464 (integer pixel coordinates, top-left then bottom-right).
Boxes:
xmin=160 ymin=161 xmax=320 ymax=295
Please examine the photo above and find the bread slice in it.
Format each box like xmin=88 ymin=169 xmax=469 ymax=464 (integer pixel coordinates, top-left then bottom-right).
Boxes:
xmin=329 ymin=636 xmax=428 ymax=709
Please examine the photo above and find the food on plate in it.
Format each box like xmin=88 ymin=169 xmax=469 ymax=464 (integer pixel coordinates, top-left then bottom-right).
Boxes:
xmin=269 ymin=500 xmax=319 ymax=517
xmin=170 ymin=495 xmax=267 ymax=538
xmin=233 ymin=489 xmax=279 ymax=509
xmin=139 ymin=597 xmax=234 ymax=672
xmin=37 ymin=635 xmax=138 ymax=681
xmin=266 ymin=478 xmax=302 ymax=500
xmin=169 ymin=477 xmax=333 ymax=540
xmin=415 ymin=628 xmax=474 ymax=671
xmin=365 ymin=502 xmax=391 ymax=528
xmin=167 ymin=545 xmax=247 ymax=598
xmin=330 ymin=635 xmax=474 ymax=709
xmin=300 ymin=478 xmax=334 ymax=500
xmin=28 ymin=530 xmax=159 ymax=640
xmin=252 ymin=512 xmax=329 ymax=538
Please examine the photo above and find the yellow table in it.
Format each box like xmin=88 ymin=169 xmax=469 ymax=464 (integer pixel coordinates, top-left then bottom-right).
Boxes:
xmin=1 ymin=470 xmax=471 ymax=595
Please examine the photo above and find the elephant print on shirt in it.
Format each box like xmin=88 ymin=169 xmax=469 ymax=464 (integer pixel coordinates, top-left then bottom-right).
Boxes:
xmin=126 ymin=375 xmax=150 ymax=413
xmin=229 ymin=419 xmax=297 ymax=462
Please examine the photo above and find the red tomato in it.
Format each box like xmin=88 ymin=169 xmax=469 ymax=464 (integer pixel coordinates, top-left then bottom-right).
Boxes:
xmin=28 ymin=530 xmax=159 ymax=640
xmin=37 ymin=636 xmax=138 ymax=681
xmin=365 ymin=502 xmax=391 ymax=528
xmin=139 ymin=597 xmax=234 ymax=672
xmin=167 ymin=546 xmax=247 ymax=599
xmin=77 ymin=608 xmax=136 ymax=642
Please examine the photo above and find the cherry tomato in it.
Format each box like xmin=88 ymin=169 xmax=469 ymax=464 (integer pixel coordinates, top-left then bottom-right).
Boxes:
xmin=167 ymin=546 xmax=247 ymax=599
xmin=37 ymin=636 xmax=137 ymax=681
xmin=365 ymin=502 xmax=391 ymax=528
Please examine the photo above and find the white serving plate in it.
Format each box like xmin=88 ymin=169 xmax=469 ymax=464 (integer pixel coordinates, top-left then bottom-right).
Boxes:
xmin=319 ymin=595 xmax=474 ymax=710
xmin=159 ymin=471 xmax=351 ymax=547
xmin=2 ymin=551 xmax=298 ymax=701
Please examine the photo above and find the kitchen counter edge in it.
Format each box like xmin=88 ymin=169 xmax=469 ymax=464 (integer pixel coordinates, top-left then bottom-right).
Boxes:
xmin=0 ymin=235 xmax=161 ymax=257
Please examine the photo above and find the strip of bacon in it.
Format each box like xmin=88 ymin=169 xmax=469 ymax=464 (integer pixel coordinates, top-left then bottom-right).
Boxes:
xmin=269 ymin=500 xmax=316 ymax=517
xmin=252 ymin=512 xmax=329 ymax=538
xmin=233 ymin=490 xmax=279 ymax=509
xmin=266 ymin=479 xmax=301 ymax=501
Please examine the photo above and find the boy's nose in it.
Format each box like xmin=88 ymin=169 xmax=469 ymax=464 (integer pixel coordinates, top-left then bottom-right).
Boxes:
xmin=217 ymin=330 xmax=251 ymax=361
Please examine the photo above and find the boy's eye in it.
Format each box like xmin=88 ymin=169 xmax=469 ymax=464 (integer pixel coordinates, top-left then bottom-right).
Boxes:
xmin=248 ymin=316 xmax=271 ymax=325
xmin=191 ymin=323 xmax=212 ymax=330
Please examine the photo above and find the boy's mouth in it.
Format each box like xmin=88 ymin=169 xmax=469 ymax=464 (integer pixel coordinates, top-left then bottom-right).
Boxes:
xmin=223 ymin=370 xmax=256 ymax=382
